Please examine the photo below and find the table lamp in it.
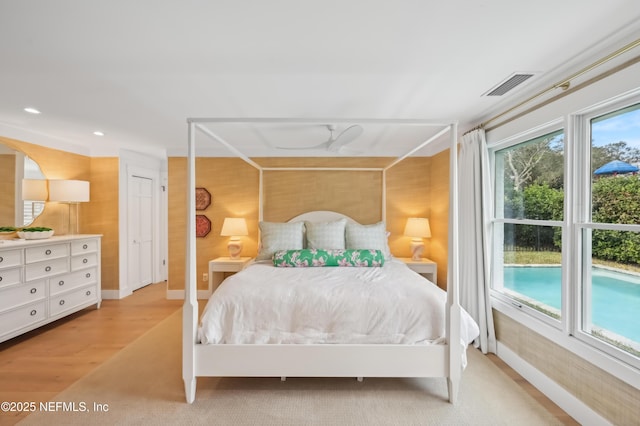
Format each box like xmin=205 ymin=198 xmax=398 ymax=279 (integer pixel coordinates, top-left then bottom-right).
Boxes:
xmin=221 ymin=218 xmax=248 ymax=259
xmin=49 ymin=179 xmax=90 ymax=234
xmin=404 ymin=217 xmax=431 ymax=261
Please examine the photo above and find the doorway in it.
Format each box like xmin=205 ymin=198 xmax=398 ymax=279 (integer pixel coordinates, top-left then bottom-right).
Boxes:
xmin=117 ymin=151 xmax=167 ymax=300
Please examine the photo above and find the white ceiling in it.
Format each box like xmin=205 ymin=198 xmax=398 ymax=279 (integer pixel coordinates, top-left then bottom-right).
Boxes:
xmin=1 ymin=0 xmax=639 ymax=158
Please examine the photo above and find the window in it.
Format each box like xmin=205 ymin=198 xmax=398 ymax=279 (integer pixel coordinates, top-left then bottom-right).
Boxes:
xmin=491 ymin=130 xmax=565 ymax=322
xmin=578 ymin=103 xmax=640 ymax=359
xmin=490 ymin=98 xmax=640 ymax=367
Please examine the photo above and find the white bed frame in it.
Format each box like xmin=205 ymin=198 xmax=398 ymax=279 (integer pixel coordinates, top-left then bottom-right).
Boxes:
xmin=183 ymin=118 xmax=461 ymax=403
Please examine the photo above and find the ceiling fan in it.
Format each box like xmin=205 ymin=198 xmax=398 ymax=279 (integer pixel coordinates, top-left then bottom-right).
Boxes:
xmin=277 ymin=124 xmax=363 ymax=153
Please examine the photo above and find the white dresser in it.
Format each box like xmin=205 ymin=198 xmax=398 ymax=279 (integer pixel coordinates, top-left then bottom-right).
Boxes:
xmin=0 ymin=235 xmax=102 ymax=343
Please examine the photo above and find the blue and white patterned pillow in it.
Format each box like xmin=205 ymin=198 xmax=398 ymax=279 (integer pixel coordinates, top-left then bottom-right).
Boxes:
xmin=257 ymin=221 xmax=305 ymax=260
xmin=304 ymin=219 xmax=346 ymax=249
xmin=345 ymin=221 xmax=391 ymax=259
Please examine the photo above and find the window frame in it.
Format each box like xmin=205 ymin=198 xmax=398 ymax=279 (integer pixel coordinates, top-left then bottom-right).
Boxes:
xmin=489 ymin=90 xmax=640 ymax=379
xmin=489 ymin=119 xmax=566 ymax=330
xmin=571 ymin=96 xmax=640 ymax=369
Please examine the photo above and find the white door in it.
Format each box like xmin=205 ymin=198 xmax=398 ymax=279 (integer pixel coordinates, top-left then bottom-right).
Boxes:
xmin=128 ymin=175 xmax=154 ymax=291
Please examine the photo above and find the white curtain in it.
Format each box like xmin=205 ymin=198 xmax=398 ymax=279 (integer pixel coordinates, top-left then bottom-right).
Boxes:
xmin=459 ymin=128 xmax=496 ymax=354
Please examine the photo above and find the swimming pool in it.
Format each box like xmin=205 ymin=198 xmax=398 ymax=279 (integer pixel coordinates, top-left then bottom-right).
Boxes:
xmin=503 ymin=266 xmax=640 ymax=343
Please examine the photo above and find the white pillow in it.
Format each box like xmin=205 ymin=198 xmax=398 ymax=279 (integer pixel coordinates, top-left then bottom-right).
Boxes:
xmin=257 ymin=221 xmax=305 ymax=260
xmin=345 ymin=221 xmax=391 ymax=259
xmin=304 ymin=219 xmax=347 ymax=249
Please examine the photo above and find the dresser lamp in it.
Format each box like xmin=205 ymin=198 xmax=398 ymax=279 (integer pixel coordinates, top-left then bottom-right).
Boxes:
xmin=404 ymin=217 xmax=431 ymax=261
xmin=220 ymin=218 xmax=249 ymax=260
xmin=49 ymin=179 xmax=90 ymax=235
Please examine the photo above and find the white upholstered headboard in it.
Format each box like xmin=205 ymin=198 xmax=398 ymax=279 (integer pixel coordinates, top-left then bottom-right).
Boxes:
xmin=287 ymin=210 xmax=358 ymax=224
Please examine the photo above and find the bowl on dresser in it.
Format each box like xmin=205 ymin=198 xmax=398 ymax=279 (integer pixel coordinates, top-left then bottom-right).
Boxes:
xmin=0 ymin=231 xmax=17 ymax=240
xmin=17 ymin=230 xmax=55 ymax=240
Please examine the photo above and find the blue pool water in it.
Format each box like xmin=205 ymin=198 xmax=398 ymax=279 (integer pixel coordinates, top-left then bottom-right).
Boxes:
xmin=504 ymin=266 xmax=640 ymax=343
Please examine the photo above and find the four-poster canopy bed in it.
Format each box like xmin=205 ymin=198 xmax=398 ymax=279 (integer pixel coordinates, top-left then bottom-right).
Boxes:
xmin=183 ymin=118 xmax=476 ymax=404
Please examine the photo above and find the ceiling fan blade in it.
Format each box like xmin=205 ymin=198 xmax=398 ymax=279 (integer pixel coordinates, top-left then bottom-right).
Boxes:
xmin=327 ymin=125 xmax=363 ymax=152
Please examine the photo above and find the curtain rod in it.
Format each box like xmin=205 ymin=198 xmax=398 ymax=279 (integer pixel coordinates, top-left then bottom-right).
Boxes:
xmin=476 ymin=36 xmax=640 ymax=133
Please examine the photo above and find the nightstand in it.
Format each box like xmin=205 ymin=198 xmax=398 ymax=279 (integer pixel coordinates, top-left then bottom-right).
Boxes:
xmin=208 ymin=257 xmax=253 ymax=293
xmin=398 ymin=257 xmax=437 ymax=283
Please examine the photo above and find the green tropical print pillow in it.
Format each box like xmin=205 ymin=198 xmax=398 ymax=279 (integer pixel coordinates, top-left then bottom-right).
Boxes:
xmin=273 ymin=249 xmax=385 ymax=267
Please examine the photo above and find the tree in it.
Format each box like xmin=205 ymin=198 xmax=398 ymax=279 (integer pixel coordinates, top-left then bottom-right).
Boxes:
xmin=503 ymin=133 xmax=564 ymax=192
xmin=591 ymin=141 xmax=640 ymax=173
xmin=505 ymin=140 xmax=549 ymax=192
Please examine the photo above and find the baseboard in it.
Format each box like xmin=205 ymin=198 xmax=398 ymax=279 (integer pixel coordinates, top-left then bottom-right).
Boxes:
xmin=166 ymin=289 xmax=211 ymax=300
xmin=101 ymin=289 xmax=126 ymax=300
xmin=496 ymin=342 xmax=611 ymax=426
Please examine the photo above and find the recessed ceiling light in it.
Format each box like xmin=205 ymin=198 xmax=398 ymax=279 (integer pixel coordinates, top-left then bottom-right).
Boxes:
xmin=93 ymin=131 xmax=105 ymax=136
xmin=24 ymin=107 xmax=41 ymax=114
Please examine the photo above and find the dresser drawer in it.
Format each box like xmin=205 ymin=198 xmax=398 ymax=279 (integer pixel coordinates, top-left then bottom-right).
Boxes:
xmin=71 ymin=239 xmax=98 ymax=255
xmin=50 ymin=285 xmax=98 ymax=317
xmin=0 ymin=281 xmax=46 ymax=312
xmin=0 ymin=249 xmax=22 ymax=269
xmin=0 ymin=267 xmax=22 ymax=289
xmin=25 ymin=243 xmax=69 ymax=264
xmin=50 ymin=268 xmax=98 ymax=296
xmin=0 ymin=301 xmax=46 ymax=339
xmin=71 ymin=252 xmax=98 ymax=271
xmin=25 ymin=257 xmax=69 ymax=282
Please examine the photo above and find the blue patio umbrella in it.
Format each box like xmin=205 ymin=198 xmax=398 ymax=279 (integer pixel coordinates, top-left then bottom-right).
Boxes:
xmin=593 ymin=160 xmax=639 ymax=175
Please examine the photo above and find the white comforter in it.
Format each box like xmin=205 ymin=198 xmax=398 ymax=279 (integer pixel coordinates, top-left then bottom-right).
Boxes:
xmin=198 ymin=259 xmax=479 ymax=346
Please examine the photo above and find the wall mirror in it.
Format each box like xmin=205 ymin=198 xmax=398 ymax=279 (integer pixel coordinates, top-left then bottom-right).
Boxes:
xmin=0 ymin=143 xmax=47 ymax=227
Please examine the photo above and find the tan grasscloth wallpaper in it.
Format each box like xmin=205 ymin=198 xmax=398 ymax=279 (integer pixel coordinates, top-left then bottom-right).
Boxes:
xmin=168 ymin=154 xmax=451 ymax=292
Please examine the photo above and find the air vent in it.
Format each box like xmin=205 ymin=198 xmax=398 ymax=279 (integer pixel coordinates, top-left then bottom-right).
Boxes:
xmin=484 ymin=73 xmax=535 ymax=96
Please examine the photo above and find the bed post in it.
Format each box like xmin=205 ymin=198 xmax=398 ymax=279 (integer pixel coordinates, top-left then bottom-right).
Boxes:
xmin=446 ymin=122 xmax=462 ymax=404
xmin=183 ymin=120 xmax=198 ymax=403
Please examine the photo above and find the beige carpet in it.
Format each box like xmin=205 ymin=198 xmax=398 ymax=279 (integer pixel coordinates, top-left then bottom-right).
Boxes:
xmin=20 ymin=310 xmax=561 ymax=426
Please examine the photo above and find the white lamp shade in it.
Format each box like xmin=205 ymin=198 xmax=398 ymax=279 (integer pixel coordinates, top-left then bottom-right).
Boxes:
xmin=404 ymin=218 xmax=431 ymax=238
xmin=220 ymin=218 xmax=248 ymax=236
xmin=49 ymin=179 xmax=90 ymax=202
xmin=22 ymin=179 xmax=48 ymax=201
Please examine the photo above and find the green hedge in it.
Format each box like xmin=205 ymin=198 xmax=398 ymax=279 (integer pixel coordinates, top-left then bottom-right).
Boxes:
xmin=505 ymin=177 xmax=640 ymax=265
xmin=504 ymin=183 xmax=562 ymax=251
xmin=592 ymin=176 xmax=640 ymax=264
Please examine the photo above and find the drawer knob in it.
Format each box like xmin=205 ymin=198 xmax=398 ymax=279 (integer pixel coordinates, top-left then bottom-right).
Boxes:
xmin=59 ymin=280 xmax=65 ymax=286
xmin=83 ymin=244 xmax=88 ymax=249
xmin=86 ymin=290 xmax=91 ymax=296
xmin=85 ymin=273 xmax=91 ymax=278
xmin=83 ymin=258 xmax=88 ymax=264
xmin=45 ymin=249 xmax=52 ymax=255
xmin=0 ymin=256 xmax=3 ymax=262
xmin=30 ymin=287 xmax=37 ymax=294
xmin=45 ymin=266 xmax=52 ymax=272
xmin=0 ymin=276 xmax=2 ymax=282
xmin=30 ymin=310 xmax=37 ymax=316
xmin=59 ymin=300 xmax=65 ymax=306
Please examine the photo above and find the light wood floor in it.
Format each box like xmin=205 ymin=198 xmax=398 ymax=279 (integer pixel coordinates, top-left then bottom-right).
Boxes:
xmin=0 ymin=282 xmax=182 ymax=425
xmin=0 ymin=283 xmax=578 ymax=426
